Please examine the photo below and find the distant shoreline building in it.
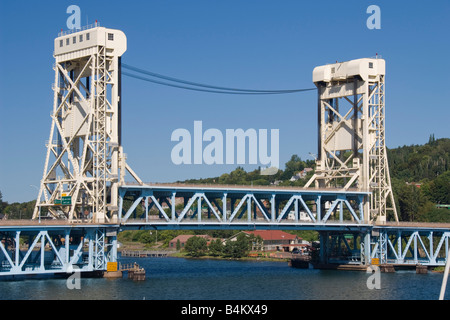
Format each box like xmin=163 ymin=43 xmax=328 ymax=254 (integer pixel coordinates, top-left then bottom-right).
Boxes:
xmin=169 ymin=234 xmax=214 ymax=249
xmin=229 ymin=230 xmax=310 ymax=252
xmin=289 ymin=168 xmax=313 ymax=182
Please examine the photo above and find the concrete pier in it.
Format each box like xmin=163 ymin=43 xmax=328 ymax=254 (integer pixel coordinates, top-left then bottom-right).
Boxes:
xmin=103 ymin=271 xmax=123 ymax=278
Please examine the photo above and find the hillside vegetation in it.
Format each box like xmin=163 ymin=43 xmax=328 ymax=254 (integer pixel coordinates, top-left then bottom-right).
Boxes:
xmin=388 ymin=136 xmax=449 ymax=222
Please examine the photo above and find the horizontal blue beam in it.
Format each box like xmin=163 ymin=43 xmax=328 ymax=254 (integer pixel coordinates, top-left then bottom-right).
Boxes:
xmin=0 ymin=225 xmax=118 ymax=277
xmin=120 ymin=222 xmax=373 ymax=232
xmin=120 ymin=184 xmax=369 ymax=198
xmin=118 ymin=184 xmax=370 ymax=227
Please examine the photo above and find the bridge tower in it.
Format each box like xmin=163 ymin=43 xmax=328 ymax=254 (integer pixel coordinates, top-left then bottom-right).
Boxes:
xmin=33 ymin=25 xmax=141 ymax=223
xmin=305 ymin=58 xmax=398 ymax=223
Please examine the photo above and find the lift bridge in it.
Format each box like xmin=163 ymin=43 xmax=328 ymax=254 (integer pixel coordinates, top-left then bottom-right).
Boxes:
xmin=1 ymin=25 xmax=449 ymax=278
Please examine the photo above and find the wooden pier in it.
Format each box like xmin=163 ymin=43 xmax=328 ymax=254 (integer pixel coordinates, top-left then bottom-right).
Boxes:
xmin=120 ymin=262 xmax=146 ymax=280
xmin=120 ymin=250 xmax=171 ymax=258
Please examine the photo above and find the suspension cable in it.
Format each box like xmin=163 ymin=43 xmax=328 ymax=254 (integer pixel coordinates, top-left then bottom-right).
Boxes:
xmin=122 ymin=63 xmax=316 ymax=95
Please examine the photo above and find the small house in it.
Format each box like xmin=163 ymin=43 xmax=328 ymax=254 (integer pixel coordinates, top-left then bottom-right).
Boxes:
xmin=229 ymin=230 xmax=307 ymax=252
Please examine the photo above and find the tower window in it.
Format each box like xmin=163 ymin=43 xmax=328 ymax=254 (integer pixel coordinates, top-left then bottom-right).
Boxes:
xmin=60 ymin=40 xmax=63 ymax=47
xmin=369 ymin=62 xmax=374 ymax=69
xmin=73 ymin=36 xmax=76 ymax=44
xmin=108 ymin=33 xmax=114 ymax=41
xmin=86 ymin=33 xmax=90 ymax=41
xmin=79 ymin=34 xmax=83 ymax=42
xmin=66 ymin=38 xmax=70 ymax=45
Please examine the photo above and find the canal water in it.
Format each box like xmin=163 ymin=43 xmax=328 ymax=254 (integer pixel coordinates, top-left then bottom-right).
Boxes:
xmin=0 ymin=256 xmax=448 ymax=300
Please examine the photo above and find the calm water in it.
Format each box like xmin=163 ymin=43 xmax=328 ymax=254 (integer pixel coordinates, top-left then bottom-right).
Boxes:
xmin=0 ymin=256 xmax=448 ymax=300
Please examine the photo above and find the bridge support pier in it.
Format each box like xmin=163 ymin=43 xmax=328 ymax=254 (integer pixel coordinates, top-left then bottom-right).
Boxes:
xmin=316 ymin=231 xmax=372 ymax=267
xmin=103 ymin=270 xmax=123 ymax=278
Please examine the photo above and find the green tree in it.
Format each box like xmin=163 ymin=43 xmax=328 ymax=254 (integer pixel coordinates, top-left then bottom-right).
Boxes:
xmin=208 ymin=239 xmax=224 ymax=256
xmin=139 ymin=232 xmax=154 ymax=244
xmin=2 ymin=200 xmax=35 ymax=220
xmin=184 ymin=236 xmax=207 ymax=257
xmin=281 ymin=155 xmax=307 ymax=180
xmin=423 ymin=171 xmax=450 ymax=204
xmin=420 ymin=206 xmax=450 ymax=223
xmin=428 ymin=133 xmax=436 ymax=145
xmin=394 ymin=182 xmax=429 ymax=222
xmin=0 ymin=190 xmax=7 ymax=213
xmin=223 ymin=233 xmax=251 ymax=258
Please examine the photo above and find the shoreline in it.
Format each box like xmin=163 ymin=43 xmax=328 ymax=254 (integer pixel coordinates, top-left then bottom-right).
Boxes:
xmin=169 ymin=252 xmax=291 ymax=263
xmin=118 ymin=244 xmax=292 ymax=263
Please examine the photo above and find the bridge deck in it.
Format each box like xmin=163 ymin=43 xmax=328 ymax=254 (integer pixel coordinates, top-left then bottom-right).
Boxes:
xmin=121 ymin=182 xmax=370 ymax=194
xmin=374 ymin=222 xmax=450 ymax=230
xmin=1 ymin=220 xmax=449 ymax=230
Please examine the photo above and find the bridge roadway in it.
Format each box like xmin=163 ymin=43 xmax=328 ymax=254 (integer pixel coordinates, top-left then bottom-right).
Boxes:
xmin=1 ymin=220 xmax=449 ymax=230
xmin=1 ymin=220 xmax=449 ymax=229
xmin=0 ymin=183 xmax=449 ymax=276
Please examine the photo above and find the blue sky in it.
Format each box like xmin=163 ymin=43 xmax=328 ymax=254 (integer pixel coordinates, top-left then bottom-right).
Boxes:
xmin=0 ymin=1 xmax=449 ymax=203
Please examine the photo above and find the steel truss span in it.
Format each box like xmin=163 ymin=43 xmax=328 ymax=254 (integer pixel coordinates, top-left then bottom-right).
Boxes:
xmin=118 ymin=184 xmax=371 ymax=230
xmin=0 ymin=225 xmax=118 ymax=277
xmin=371 ymin=226 xmax=450 ymax=266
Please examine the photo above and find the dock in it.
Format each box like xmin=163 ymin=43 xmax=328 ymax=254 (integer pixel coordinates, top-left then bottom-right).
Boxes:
xmin=120 ymin=250 xmax=171 ymax=258
xmin=120 ymin=263 xmax=146 ymax=280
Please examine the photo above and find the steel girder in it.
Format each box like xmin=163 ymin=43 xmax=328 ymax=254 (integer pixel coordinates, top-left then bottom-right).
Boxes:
xmin=0 ymin=226 xmax=118 ymax=277
xmin=370 ymin=227 xmax=450 ymax=266
xmin=118 ymin=185 xmax=371 ymax=230
xmin=319 ymin=231 xmax=368 ymax=265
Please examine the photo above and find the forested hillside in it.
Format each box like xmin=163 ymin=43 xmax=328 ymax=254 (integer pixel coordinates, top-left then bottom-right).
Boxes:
xmin=389 ymin=135 xmax=449 ymax=183
xmin=388 ymin=136 xmax=450 ymax=222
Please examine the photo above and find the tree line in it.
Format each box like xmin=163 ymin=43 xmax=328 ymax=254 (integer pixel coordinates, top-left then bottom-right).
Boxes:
xmin=388 ymin=136 xmax=450 ymax=222
xmin=0 ymin=191 xmax=35 ymax=220
xmin=183 ymin=233 xmax=263 ymax=258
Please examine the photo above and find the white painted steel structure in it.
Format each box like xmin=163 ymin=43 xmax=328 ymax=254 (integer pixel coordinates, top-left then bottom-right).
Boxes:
xmin=33 ymin=24 xmax=141 ymax=224
xmin=305 ymin=58 xmax=398 ymax=223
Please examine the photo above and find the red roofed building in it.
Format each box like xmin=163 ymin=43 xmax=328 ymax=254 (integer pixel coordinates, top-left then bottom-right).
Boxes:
xmin=230 ymin=230 xmax=304 ymax=252
xmin=169 ymin=234 xmax=212 ymax=250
